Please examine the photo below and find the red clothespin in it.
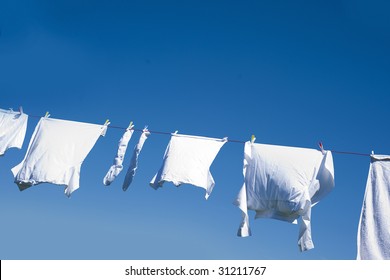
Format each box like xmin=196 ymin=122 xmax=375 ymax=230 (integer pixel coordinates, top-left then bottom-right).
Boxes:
xmin=318 ymin=141 xmax=325 ymax=154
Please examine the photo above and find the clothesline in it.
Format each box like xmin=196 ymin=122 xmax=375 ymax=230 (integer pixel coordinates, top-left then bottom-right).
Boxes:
xmin=28 ymin=113 xmax=371 ymax=157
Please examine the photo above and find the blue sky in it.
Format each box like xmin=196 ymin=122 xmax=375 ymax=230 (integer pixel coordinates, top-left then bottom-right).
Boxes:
xmin=0 ymin=0 xmax=389 ymax=259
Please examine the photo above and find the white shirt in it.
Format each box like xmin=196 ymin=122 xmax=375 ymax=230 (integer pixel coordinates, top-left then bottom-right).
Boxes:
xmin=150 ymin=133 xmax=227 ymax=199
xmin=0 ymin=108 xmax=28 ymax=155
xmin=12 ymin=117 xmax=107 ymax=197
xmin=234 ymin=141 xmax=334 ymax=251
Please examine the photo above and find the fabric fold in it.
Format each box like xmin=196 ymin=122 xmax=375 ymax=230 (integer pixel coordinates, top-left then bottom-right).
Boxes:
xmin=12 ymin=117 xmax=106 ymax=197
xmin=234 ymin=141 xmax=335 ymax=252
xmin=150 ymin=133 xmax=226 ymax=199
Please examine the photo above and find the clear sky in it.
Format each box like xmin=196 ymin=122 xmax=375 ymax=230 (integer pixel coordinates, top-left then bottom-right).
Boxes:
xmin=0 ymin=0 xmax=389 ymax=260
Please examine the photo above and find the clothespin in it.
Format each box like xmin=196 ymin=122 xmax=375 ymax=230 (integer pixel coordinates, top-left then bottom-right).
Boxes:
xmin=101 ymin=119 xmax=110 ymax=136
xmin=251 ymin=134 xmax=256 ymax=144
xmin=223 ymin=136 xmax=228 ymax=142
xmin=127 ymin=121 xmax=134 ymax=131
xmin=318 ymin=142 xmax=325 ymax=154
xmin=143 ymin=125 xmax=149 ymax=132
xmin=9 ymin=108 xmax=14 ymax=112
xmin=371 ymin=150 xmax=375 ymax=155
xmin=173 ymin=130 xmax=178 ymax=135
xmin=44 ymin=112 xmax=50 ymax=118
xmin=19 ymin=106 xmax=23 ymax=114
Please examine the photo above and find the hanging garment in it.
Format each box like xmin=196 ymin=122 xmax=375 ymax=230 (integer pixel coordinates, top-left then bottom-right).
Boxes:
xmin=357 ymin=155 xmax=390 ymax=260
xmin=123 ymin=129 xmax=150 ymax=191
xmin=103 ymin=128 xmax=134 ymax=186
xmin=234 ymin=142 xmax=334 ymax=252
xmin=0 ymin=108 xmax=28 ymax=155
xmin=12 ymin=117 xmax=107 ymax=197
xmin=150 ymin=133 xmax=227 ymax=199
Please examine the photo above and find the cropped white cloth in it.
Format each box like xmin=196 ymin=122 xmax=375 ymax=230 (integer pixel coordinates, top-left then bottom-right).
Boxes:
xmin=12 ymin=117 xmax=107 ymax=197
xmin=103 ymin=129 xmax=134 ymax=186
xmin=123 ymin=129 xmax=150 ymax=191
xmin=0 ymin=108 xmax=28 ymax=155
xmin=150 ymin=133 xmax=227 ymax=199
xmin=234 ymin=142 xmax=334 ymax=251
xmin=357 ymin=155 xmax=390 ymax=260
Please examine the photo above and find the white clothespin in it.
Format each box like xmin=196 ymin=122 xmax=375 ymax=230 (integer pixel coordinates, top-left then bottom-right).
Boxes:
xmin=44 ymin=112 xmax=50 ymax=118
xmin=127 ymin=121 xmax=134 ymax=131
xmin=9 ymin=108 xmax=14 ymax=112
xmin=19 ymin=106 xmax=23 ymax=114
xmin=318 ymin=142 xmax=325 ymax=154
xmin=371 ymin=150 xmax=375 ymax=155
xmin=251 ymin=134 xmax=256 ymax=144
xmin=173 ymin=130 xmax=178 ymax=135
xmin=223 ymin=136 xmax=228 ymax=142
xmin=143 ymin=125 xmax=149 ymax=132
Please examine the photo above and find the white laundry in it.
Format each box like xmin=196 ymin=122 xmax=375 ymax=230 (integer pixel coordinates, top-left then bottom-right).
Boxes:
xmin=123 ymin=129 xmax=150 ymax=191
xmin=150 ymin=133 xmax=227 ymax=199
xmin=234 ymin=142 xmax=334 ymax=252
xmin=0 ymin=108 xmax=28 ymax=155
xmin=12 ymin=117 xmax=107 ymax=197
xmin=357 ymin=155 xmax=390 ymax=260
xmin=103 ymin=128 xmax=134 ymax=186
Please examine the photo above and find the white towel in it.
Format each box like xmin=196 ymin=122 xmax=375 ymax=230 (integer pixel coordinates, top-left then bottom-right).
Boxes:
xmin=234 ymin=142 xmax=335 ymax=251
xmin=0 ymin=108 xmax=28 ymax=155
xmin=122 ymin=129 xmax=150 ymax=191
xmin=357 ymin=154 xmax=390 ymax=259
xmin=12 ymin=117 xmax=107 ymax=197
xmin=103 ymin=129 xmax=134 ymax=186
xmin=150 ymin=133 xmax=227 ymax=199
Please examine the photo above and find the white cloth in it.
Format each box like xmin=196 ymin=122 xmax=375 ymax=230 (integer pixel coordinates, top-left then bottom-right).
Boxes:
xmin=0 ymin=109 xmax=28 ymax=155
xmin=103 ymin=129 xmax=134 ymax=186
xmin=12 ymin=117 xmax=107 ymax=197
xmin=150 ymin=133 xmax=227 ymax=199
xmin=234 ymin=142 xmax=334 ymax=251
xmin=123 ymin=129 xmax=150 ymax=191
xmin=357 ymin=155 xmax=390 ymax=260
